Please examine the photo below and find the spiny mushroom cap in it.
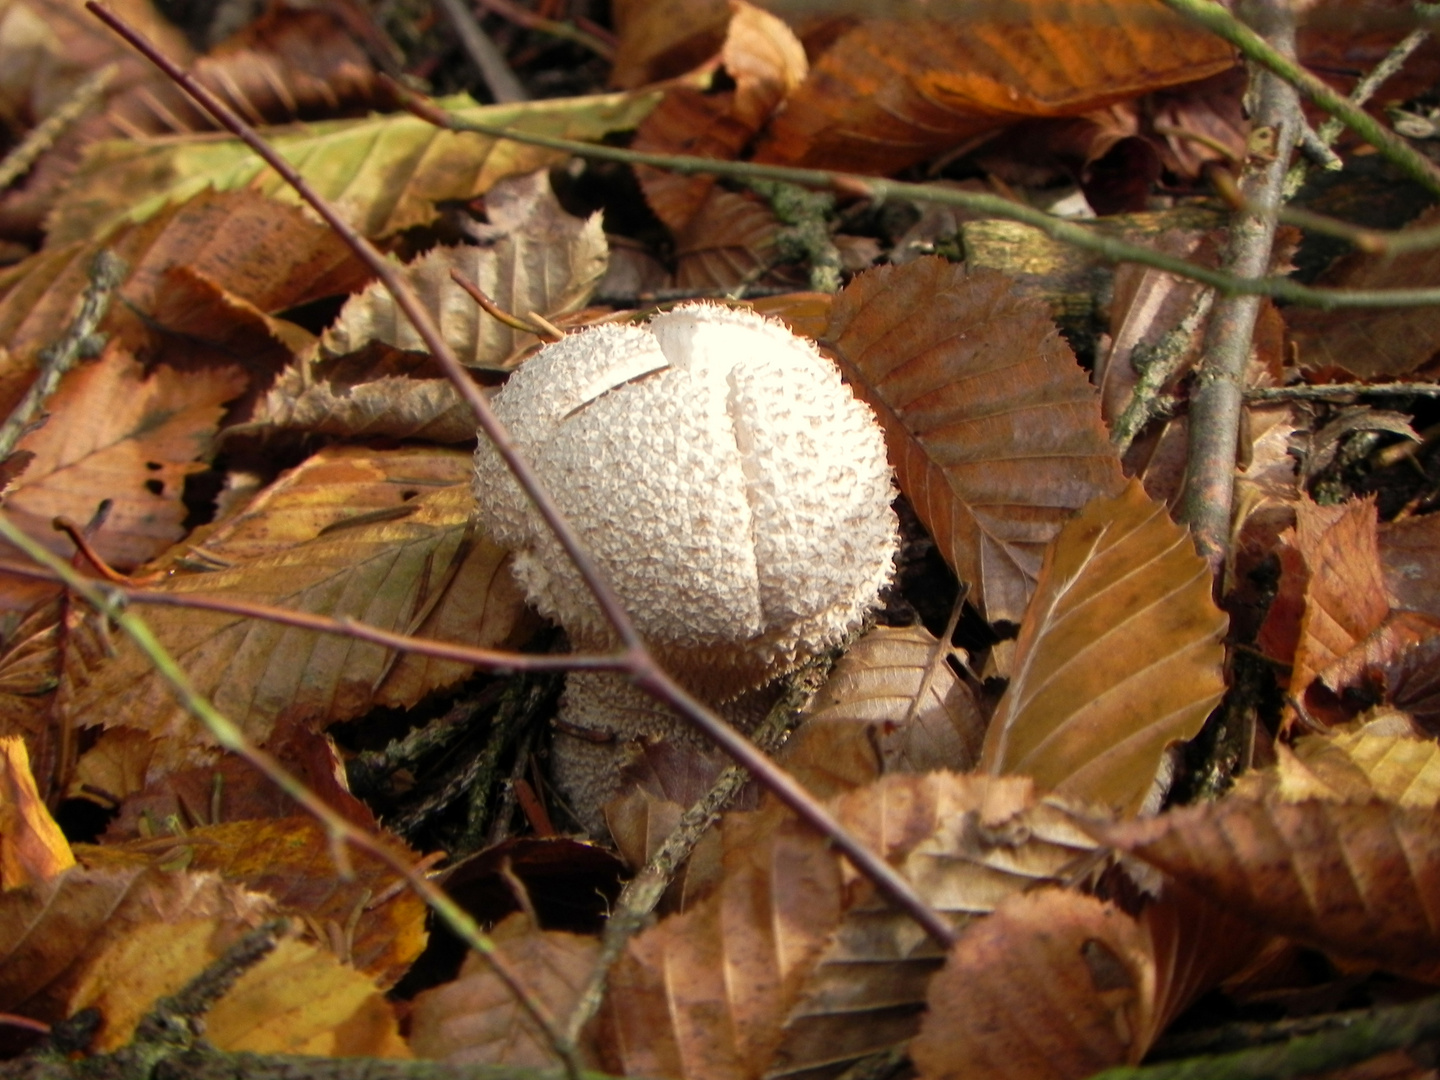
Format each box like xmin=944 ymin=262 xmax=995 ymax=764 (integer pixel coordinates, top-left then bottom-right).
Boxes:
xmin=473 ymin=302 xmax=899 ymax=695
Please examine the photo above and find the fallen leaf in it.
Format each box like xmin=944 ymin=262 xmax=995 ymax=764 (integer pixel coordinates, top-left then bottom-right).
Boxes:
xmin=827 ymin=258 xmax=1125 ymax=624
xmin=411 ymin=913 xmax=601 ymax=1067
xmin=0 ymin=735 xmax=73 ymax=888
xmin=1 ymin=345 xmax=245 ymax=573
xmin=83 ymin=816 xmax=427 ymax=986
xmin=320 ymin=170 xmax=607 ymax=369
xmin=60 ymin=460 xmax=533 ymax=764
xmin=781 ymin=624 xmax=987 ymax=799
xmin=911 ymin=890 xmax=1158 ymax=1080
xmin=1095 ymin=794 xmax=1440 ymax=983
xmin=48 ymin=89 xmax=663 ymax=244
xmin=980 ymin=481 xmax=1228 ymax=814
xmin=204 ymin=936 xmax=410 ymax=1058
xmin=0 ymin=860 xmax=271 ymax=1026
xmin=753 ymin=0 xmax=1235 ymax=174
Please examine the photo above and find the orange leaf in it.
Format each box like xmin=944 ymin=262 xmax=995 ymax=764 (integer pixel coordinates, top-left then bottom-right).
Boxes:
xmin=828 ymin=258 xmax=1126 ymax=623
xmin=2 ymin=346 xmax=245 ymax=573
xmin=0 ymin=735 xmax=73 ymax=888
xmin=980 ymin=481 xmax=1227 ymax=814
xmin=753 ymin=0 xmax=1235 ymax=174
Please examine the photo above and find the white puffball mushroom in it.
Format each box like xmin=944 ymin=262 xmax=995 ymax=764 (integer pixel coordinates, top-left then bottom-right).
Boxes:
xmin=475 ymin=302 xmax=898 ymax=690
xmin=473 ymin=302 xmax=899 ymax=831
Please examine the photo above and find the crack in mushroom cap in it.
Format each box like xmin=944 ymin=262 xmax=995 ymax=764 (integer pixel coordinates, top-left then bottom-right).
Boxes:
xmin=473 ymin=302 xmax=899 ymax=695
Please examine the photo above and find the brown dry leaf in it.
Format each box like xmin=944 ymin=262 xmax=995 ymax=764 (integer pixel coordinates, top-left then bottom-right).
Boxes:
xmin=634 ymin=2 xmax=805 ymax=235
xmin=1380 ymin=511 xmax=1440 ymax=619
xmin=673 ymin=189 xmax=787 ymax=294
xmin=1286 ymin=207 xmax=1440 ymax=379
xmin=979 ymin=481 xmax=1227 ymax=814
xmin=320 ymin=171 xmax=606 ymax=370
xmin=411 ymin=913 xmax=602 ymax=1067
xmin=1317 ymin=610 xmax=1440 ymax=733
xmin=0 ymin=859 xmax=271 ymax=1025
xmin=0 ymin=189 xmax=368 ymax=394
xmin=0 ymin=735 xmax=72 ymax=888
xmin=89 ymin=725 xmax=378 ymax=841
xmin=87 ymin=816 xmax=427 ymax=986
xmin=60 ymin=465 xmax=532 ymax=764
xmin=1261 ymin=498 xmax=1395 ymax=728
xmin=768 ymin=774 xmax=1101 ymax=1079
xmin=828 ymin=259 xmax=1125 ymax=624
xmin=752 ymin=0 xmax=1235 ymax=174
xmin=239 ymin=344 xmax=479 ymax=444
xmin=609 ymin=0 xmax=731 ymax=88
xmin=0 ymin=346 xmax=246 ymax=574
xmin=1235 ymin=725 xmax=1440 ymax=809
xmin=1095 ymin=794 xmax=1440 ymax=983
xmin=599 ymin=773 xmax=1099 ymax=1080
xmin=204 ymin=936 xmax=410 ymax=1058
xmin=175 ymin=443 xmax=475 ymax=566
xmin=0 ymin=0 xmax=388 ymax=239
xmin=911 ymin=890 xmax=1158 ymax=1080
xmin=781 ymin=624 xmax=987 ymax=799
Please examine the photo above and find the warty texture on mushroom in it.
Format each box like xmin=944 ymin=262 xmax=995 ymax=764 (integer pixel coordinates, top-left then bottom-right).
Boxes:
xmin=473 ymin=302 xmax=900 ymax=834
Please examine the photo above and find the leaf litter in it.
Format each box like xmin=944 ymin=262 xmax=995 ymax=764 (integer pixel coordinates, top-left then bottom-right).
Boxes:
xmin=1 ymin=0 xmax=1440 ymax=1077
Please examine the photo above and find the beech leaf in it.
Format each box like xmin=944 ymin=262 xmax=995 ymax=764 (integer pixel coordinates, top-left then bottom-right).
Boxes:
xmin=979 ymin=480 xmax=1227 ymax=814
xmin=753 ymin=0 xmax=1235 ymax=174
xmin=61 ymin=451 xmax=533 ymax=762
xmin=48 ymin=90 xmax=663 ymax=244
xmin=827 ymin=258 xmax=1125 ymax=624
xmin=782 ymin=624 xmax=987 ymax=798
xmin=1095 ymin=795 xmax=1440 ymax=983
xmin=911 ymin=890 xmax=1158 ymax=1080
xmin=320 ymin=171 xmax=607 ymax=370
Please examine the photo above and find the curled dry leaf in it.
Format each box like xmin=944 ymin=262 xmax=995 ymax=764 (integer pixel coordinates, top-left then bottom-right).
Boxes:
xmin=1259 ymin=497 xmax=1395 ymax=728
xmin=60 ymin=453 xmax=533 ymax=765
xmin=911 ymin=889 xmax=1158 ymax=1080
xmin=0 ymin=735 xmax=73 ymax=888
xmin=633 ymin=1 xmax=805 ymax=234
xmin=608 ymin=0 xmax=731 ymax=88
xmin=781 ymin=623 xmax=987 ymax=799
xmin=410 ymin=912 xmax=602 ymax=1067
xmin=979 ymin=480 xmax=1227 ymax=815
xmin=752 ymin=0 xmax=1235 ymax=174
xmin=827 ymin=258 xmax=1125 ymax=624
xmin=47 ymin=89 xmax=662 ymax=245
xmin=1094 ymin=794 xmax=1440 ymax=983
xmin=320 ymin=171 xmax=607 ymax=370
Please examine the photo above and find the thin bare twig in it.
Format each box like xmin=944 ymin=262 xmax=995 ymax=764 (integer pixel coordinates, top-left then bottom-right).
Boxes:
xmin=1159 ymin=0 xmax=1440 ymax=199
xmin=0 ymin=64 xmax=115 ymax=191
xmin=87 ymin=0 xmax=957 ymax=954
xmin=0 ymin=251 xmax=125 ymax=461
xmin=1110 ymin=289 xmax=1215 ymax=455
xmin=476 ymin=0 xmax=616 ymax=61
xmin=433 ymin=0 xmax=527 ymax=103
xmin=389 ymin=80 xmax=1440 ymax=311
xmin=1181 ymin=0 xmax=1302 ymax=570
xmin=0 ymin=557 xmax=628 ymax=674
